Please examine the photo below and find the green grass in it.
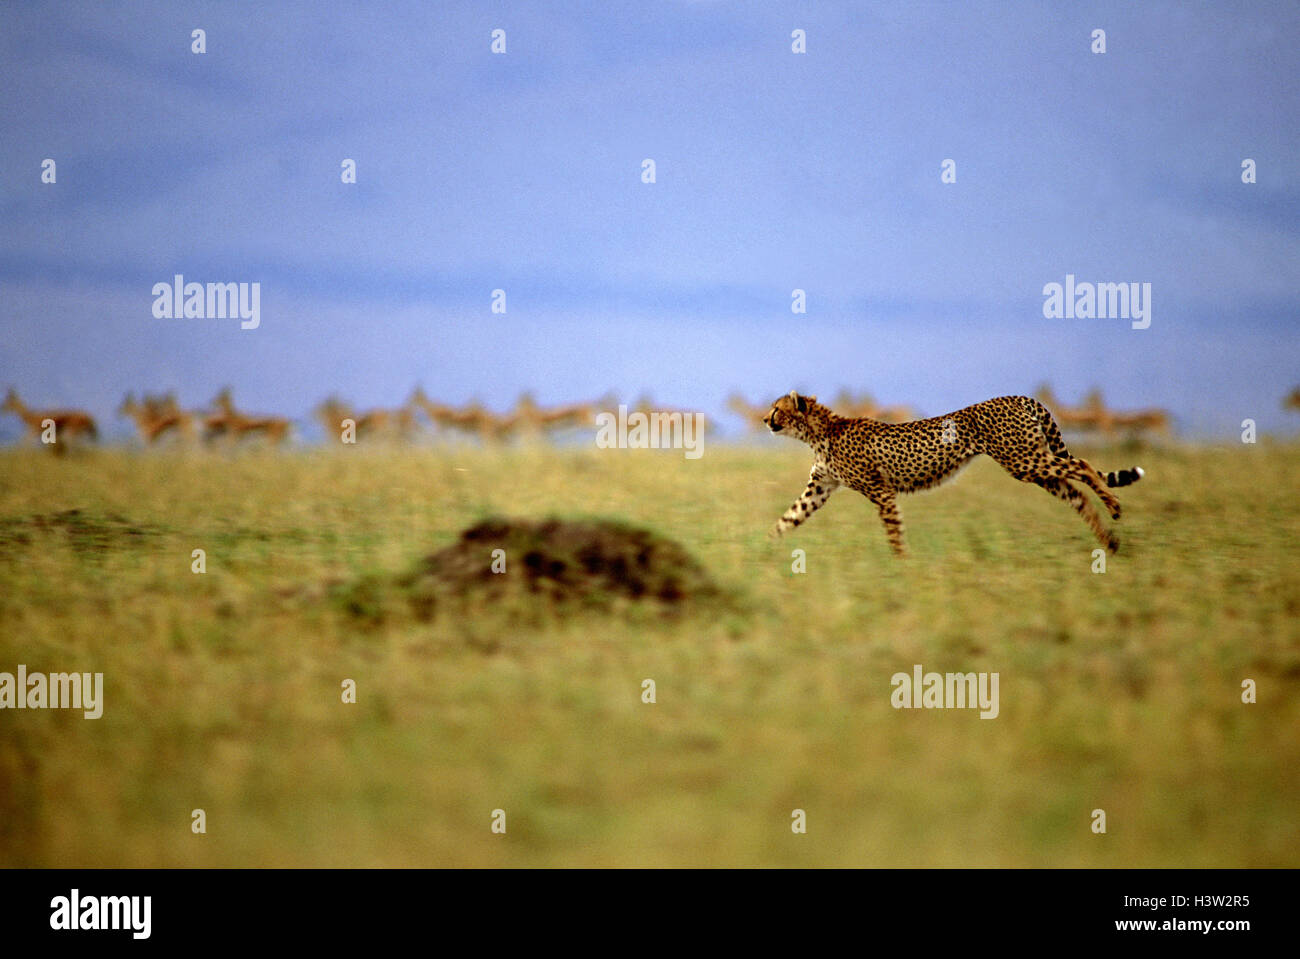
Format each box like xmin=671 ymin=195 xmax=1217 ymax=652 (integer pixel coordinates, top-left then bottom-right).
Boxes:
xmin=0 ymin=441 xmax=1297 ymax=866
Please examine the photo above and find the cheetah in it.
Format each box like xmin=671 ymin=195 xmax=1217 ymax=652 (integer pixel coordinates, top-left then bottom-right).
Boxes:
xmin=764 ymin=391 xmax=1144 ymax=557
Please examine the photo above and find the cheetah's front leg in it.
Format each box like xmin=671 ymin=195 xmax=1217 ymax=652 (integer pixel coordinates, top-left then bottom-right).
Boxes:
xmin=849 ymin=480 xmax=907 ymax=558
xmin=771 ymin=466 xmax=839 ymax=537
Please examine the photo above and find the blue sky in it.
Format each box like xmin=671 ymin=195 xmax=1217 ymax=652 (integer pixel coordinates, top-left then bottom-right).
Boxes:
xmin=1 ymin=0 xmax=1297 ymax=438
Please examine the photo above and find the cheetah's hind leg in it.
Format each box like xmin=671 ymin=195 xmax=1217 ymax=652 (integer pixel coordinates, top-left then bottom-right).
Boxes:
xmin=1060 ymin=456 xmax=1123 ymax=520
xmin=864 ymin=488 xmax=907 ymax=558
xmin=1033 ymin=476 xmax=1119 ymax=553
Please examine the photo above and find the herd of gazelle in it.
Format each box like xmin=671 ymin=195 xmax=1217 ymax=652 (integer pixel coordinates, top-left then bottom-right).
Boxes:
xmin=2 ymin=387 xmax=612 ymax=448
xmin=1033 ymin=386 xmax=1173 ymax=437
xmin=115 ymin=389 xmax=289 ymax=445
xmin=3 ymin=383 xmax=1280 ymax=451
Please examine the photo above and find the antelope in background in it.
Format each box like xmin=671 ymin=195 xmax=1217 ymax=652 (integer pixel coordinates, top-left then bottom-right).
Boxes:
xmin=511 ymin=392 xmax=600 ymax=439
xmin=409 ymin=387 xmax=513 ymax=444
xmin=1285 ymin=387 xmax=1300 ymax=412
xmin=627 ymin=394 xmax=713 ymax=436
xmin=118 ymin=392 xmax=195 ymax=444
xmin=1108 ymin=406 xmax=1172 ymax=437
xmin=205 ymin=388 xmax=290 ymax=445
xmin=728 ymin=393 xmax=772 ymax=432
xmin=453 ymin=400 xmax=514 ymax=444
xmin=1076 ymin=386 xmax=1173 ymax=437
xmin=829 ymin=389 xmax=918 ymax=424
xmin=2 ymin=388 xmax=98 ymax=451
xmin=314 ymin=395 xmax=418 ymax=443
xmin=1036 ymin=385 xmax=1106 ymax=433
xmin=507 ymin=392 xmax=549 ymax=442
xmin=1037 ymin=385 xmax=1172 ymax=438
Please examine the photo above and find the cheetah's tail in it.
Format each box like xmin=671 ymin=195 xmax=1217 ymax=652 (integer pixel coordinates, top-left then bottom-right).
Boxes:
xmin=1105 ymin=467 xmax=1144 ymax=488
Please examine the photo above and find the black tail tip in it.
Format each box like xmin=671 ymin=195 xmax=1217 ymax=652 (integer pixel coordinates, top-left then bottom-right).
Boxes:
xmin=1106 ymin=466 xmax=1145 ymax=488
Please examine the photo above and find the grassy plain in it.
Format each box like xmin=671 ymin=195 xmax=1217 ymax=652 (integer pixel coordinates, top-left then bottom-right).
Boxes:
xmin=1 ymin=440 xmax=1297 ymax=866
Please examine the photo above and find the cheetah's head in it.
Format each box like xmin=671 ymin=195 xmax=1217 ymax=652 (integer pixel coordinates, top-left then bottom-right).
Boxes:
xmin=764 ymin=391 xmax=825 ymax=442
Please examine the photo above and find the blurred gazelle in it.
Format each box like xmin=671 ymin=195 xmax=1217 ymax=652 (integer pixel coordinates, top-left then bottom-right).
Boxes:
xmin=2 ymin=388 xmax=98 ymax=448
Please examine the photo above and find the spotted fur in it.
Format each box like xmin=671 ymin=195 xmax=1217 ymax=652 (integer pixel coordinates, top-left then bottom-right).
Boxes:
xmin=764 ymin=391 xmax=1144 ymax=557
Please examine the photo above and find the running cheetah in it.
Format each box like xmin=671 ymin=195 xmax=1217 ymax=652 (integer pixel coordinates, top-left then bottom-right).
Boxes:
xmin=764 ymin=391 xmax=1144 ymax=556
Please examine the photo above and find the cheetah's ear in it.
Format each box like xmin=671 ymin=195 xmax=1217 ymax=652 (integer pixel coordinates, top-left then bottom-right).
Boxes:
xmin=794 ymin=393 xmax=808 ymax=415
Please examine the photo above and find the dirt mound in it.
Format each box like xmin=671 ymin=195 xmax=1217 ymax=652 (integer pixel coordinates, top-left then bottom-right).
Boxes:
xmin=332 ymin=517 xmax=727 ymax=625
xmin=0 ymin=509 xmax=160 ymax=557
xmin=408 ymin=516 xmax=723 ymax=605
